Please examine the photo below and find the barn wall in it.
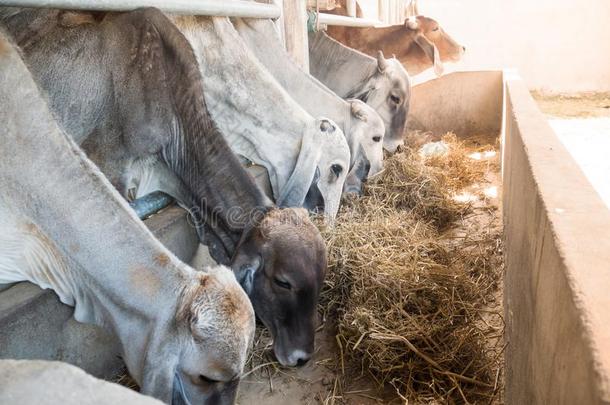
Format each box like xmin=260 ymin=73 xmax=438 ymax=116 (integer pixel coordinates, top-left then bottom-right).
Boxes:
xmin=503 ymin=73 xmax=610 ymax=404
xmin=419 ymin=0 xmax=610 ymax=93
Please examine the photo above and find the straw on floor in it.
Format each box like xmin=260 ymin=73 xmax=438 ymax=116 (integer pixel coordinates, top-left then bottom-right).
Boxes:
xmin=318 ymin=133 xmax=503 ymax=403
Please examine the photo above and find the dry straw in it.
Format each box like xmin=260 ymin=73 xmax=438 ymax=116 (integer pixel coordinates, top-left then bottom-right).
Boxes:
xmin=318 ymin=134 xmax=504 ymax=403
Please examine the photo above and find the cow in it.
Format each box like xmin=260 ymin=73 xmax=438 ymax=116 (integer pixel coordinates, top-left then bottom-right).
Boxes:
xmin=232 ymin=17 xmax=386 ymax=192
xmin=171 ymin=15 xmax=350 ymax=219
xmin=0 ymin=30 xmax=255 ymax=405
xmin=0 ymin=7 xmax=326 ymax=368
xmin=309 ymin=30 xmax=411 ymax=153
xmin=326 ymin=15 xmax=465 ymax=76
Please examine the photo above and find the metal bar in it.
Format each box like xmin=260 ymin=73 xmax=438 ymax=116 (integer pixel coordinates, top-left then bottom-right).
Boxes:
xmin=0 ymin=0 xmax=281 ymax=18
xmin=129 ymin=191 xmax=175 ymax=220
xmin=315 ymin=12 xmax=382 ymax=28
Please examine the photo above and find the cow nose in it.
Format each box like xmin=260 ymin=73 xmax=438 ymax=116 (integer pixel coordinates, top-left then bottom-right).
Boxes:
xmin=319 ymin=120 xmax=335 ymax=133
xmin=462 ymin=45 xmax=466 ymax=52
xmin=296 ymin=357 xmax=309 ymax=367
xmin=288 ymin=350 xmax=312 ymax=367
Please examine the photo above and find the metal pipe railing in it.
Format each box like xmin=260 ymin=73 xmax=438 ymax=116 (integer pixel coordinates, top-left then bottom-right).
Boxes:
xmin=0 ymin=0 xmax=281 ymax=18
xmin=129 ymin=191 xmax=174 ymax=220
xmin=314 ymin=12 xmax=382 ymax=28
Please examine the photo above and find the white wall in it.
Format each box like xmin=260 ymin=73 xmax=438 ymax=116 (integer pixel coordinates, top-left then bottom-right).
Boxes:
xmin=418 ymin=0 xmax=610 ymax=93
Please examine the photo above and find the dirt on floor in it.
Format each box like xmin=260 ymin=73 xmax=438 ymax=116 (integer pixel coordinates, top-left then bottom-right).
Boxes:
xmin=531 ymin=91 xmax=610 ymax=118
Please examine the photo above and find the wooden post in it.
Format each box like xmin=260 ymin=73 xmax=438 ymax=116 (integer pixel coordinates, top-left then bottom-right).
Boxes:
xmin=280 ymin=0 xmax=309 ymax=72
xmin=269 ymin=0 xmax=286 ymax=47
xmin=346 ymin=0 xmax=356 ymax=17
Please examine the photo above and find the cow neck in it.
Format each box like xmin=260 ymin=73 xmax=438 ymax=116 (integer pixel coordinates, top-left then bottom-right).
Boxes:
xmin=0 ymin=38 xmax=190 ymax=328
xmin=369 ymin=25 xmax=411 ymax=59
xmin=234 ymin=18 xmax=348 ymax=131
xmin=309 ymin=31 xmax=378 ymax=99
xmin=359 ymin=24 xmax=405 ymax=47
xmin=158 ymin=22 xmax=273 ymax=260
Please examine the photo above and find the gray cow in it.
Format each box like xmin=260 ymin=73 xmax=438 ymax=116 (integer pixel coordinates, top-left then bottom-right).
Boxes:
xmin=232 ymin=17 xmax=387 ymax=190
xmin=0 ymin=8 xmax=326 ymax=368
xmin=0 ymin=30 xmax=254 ymax=405
xmin=309 ymin=31 xmax=412 ymax=153
xmin=172 ymin=15 xmax=350 ymax=220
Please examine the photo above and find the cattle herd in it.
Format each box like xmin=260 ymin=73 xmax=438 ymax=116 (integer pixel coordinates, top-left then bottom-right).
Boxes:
xmin=0 ymin=4 xmax=463 ymax=404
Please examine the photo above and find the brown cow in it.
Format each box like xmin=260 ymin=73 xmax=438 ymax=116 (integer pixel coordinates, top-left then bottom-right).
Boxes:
xmin=326 ymin=15 xmax=465 ymax=76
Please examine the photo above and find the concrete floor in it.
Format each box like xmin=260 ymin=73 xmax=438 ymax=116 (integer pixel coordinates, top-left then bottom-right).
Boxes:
xmin=549 ymin=117 xmax=610 ymax=210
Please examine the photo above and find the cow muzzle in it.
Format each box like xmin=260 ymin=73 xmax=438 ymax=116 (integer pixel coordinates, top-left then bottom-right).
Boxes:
xmin=273 ymin=342 xmax=313 ymax=367
xmin=272 ymin=326 xmax=315 ymax=367
xmin=172 ymin=372 xmax=238 ymax=405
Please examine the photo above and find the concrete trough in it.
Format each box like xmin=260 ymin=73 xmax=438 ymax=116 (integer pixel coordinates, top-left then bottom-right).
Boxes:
xmin=411 ymin=69 xmax=610 ymax=403
xmin=1 ymin=69 xmax=609 ymax=404
xmin=503 ymin=72 xmax=610 ymax=404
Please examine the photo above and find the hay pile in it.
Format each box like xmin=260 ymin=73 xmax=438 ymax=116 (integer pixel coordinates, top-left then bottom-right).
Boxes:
xmin=319 ymin=134 xmax=503 ymax=403
xmin=114 ymin=132 xmax=503 ymax=403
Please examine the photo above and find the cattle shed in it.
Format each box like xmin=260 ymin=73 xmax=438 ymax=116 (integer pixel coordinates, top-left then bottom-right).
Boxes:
xmin=1 ymin=1 xmax=609 ymax=405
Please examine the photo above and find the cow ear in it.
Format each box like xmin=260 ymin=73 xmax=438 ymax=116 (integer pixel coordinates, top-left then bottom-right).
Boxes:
xmin=277 ymin=122 xmax=325 ymax=208
xmin=350 ymin=100 xmax=368 ymax=122
xmin=231 ymin=251 xmax=261 ymax=296
xmin=413 ymin=34 xmax=444 ymax=76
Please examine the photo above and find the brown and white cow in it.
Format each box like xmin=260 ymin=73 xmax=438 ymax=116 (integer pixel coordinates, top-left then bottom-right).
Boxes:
xmin=326 ymin=15 xmax=465 ymax=76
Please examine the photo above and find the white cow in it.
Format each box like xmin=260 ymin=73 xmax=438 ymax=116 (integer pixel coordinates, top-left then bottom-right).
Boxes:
xmin=0 ymin=31 xmax=254 ymax=405
xmin=173 ymin=15 xmax=350 ymax=218
xmin=232 ymin=18 xmax=386 ymax=188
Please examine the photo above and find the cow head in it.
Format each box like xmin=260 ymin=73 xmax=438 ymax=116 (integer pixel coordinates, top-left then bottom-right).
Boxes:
xmin=231 ymin=208 xmax=326 ymax=367
xmin=343 ymin=100 xmax=384 ymax=195
xmin=172 ymin=266 xmax=255 ymax=405
xmin=352 ymin=51 xmax=411 ymax=153
xmin=405 ymin=15 xmax=465 ymax=76
xmin=277 ymin=118 xmax=350 ymax=220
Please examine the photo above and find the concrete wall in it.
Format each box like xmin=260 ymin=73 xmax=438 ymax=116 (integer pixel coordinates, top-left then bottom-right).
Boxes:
xmin=503 ymin=73 xmax=610 ymax=403
xmin=418 ymin=0 xmax=610 ymax=93
xmin=1 ymin=360 xmax=162 ymax=404
xmin=407 ymin=70 xmax=503 ymax=137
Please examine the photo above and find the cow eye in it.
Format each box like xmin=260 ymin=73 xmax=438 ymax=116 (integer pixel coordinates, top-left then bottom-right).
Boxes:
xmin=432 ymin=27 xmax=439 ymax=32
xmin=198 ymin=375 xmax=219 ymax=385
xmin=373 ymin=136 xmax=382 ymax=143
xmin=331 ymin=164 xmax=343 ymax=177
xmin=389 ymin=94 xmax=401 ymax=105
xmin=274 ymin=278 xmax=291 ymax=290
